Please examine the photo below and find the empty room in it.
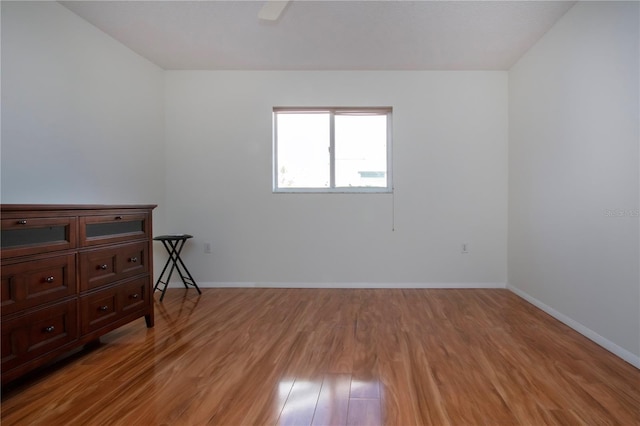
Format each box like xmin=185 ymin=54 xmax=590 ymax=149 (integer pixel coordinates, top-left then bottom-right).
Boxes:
xmin=1 ymin=0 xmax=638 ymax=425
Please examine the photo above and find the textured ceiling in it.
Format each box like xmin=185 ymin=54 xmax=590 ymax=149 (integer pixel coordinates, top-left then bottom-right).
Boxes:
xmin=60 ymin=0 xmax=576 ymax=70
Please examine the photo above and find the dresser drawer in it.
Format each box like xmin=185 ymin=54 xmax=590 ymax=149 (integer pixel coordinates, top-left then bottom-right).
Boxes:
xmin=1 ymin=299 xmax=78 ymax=372
xmin=80 ymin=287 xmax=118 ymax=334
xmin=79 ymin=242 xmax=149 ymax=291
xmin=120 ymin=277 xmax=149 ymax=315
xmin=80 ymin=277 xmax=149 ymax=335
xmin=79 ymin=213 xmax=150 ymax=247
xmin=1 ymin=254 xmax=76 ymax=316
xmin=1 ymin=216 xmax=77 ymax=258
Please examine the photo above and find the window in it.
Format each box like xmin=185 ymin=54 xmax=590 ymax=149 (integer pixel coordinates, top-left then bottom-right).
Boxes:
xmin=273 ymin=107 xmax=392 ymax=192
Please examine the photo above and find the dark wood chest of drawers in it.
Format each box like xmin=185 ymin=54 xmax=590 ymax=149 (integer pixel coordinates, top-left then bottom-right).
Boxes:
xmin=1 ymin=204 xmax=156 ymax=385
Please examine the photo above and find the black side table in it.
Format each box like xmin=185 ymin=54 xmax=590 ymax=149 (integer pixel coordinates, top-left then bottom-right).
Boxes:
xmin=153 ymin=234 xmax=201 ymax=301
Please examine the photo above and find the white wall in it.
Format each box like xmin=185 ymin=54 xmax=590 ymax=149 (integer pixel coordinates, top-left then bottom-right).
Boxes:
xmin=165 ymin=71 xmax=508 ymax=286
xmin=1 ymin=1 xmax=166 ymax=232
xmin=509 ymin=1 xmax=640 ymax=365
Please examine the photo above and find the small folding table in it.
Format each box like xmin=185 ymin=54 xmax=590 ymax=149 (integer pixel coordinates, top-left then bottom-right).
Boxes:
xmin=153 ymin=234 xmax=201 ymax=301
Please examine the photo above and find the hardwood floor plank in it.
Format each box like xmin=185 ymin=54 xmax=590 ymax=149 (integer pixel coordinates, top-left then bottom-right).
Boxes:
xmin=278 ymin=378 xmax=323 ymax=426
xmin=311 ymin=374 xmax=351 ymax=426
xmin=346 ymin=398 xmax=382 ymax=426
xmin=2 ymin=288 xmax=639 ymax=425
xmin=350 ymin=378 xmax=380 ymax=399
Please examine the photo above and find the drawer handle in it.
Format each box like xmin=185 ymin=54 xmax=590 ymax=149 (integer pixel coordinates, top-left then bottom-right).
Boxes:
xmin=130 ymin=293 xmax=139 ymax=299
xmin=98 ymin=305 xmax=109 ymax=312
xmin=115 ymin=216 xmax=123 ymax=220
xmin=45 ymin=276 xmax=55 ymax=283
xmin=43 ymin=326 xmax=55 ymax=333
xmin=17 ymin=219 xmax=27 ymax=225
xmin=130 ymin=257 xmax=138 ymax=263
xmin=99 ymin=264 xmax=108 ymax=270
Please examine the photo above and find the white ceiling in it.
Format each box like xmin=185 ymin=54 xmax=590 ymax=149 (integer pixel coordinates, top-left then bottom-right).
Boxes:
xmin=60 ymin=0 xmax=576 ymax=70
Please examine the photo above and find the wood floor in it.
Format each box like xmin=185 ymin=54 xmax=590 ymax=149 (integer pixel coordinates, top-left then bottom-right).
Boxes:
xmin=2 ymin=288 xmax=639 ymax=425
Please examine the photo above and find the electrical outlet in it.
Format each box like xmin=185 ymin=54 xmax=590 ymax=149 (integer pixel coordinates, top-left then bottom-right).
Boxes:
xmin=462 ymin=243 xmax=469 ymax=254
xmin=204 ymin=242 xmax=212 ymax=254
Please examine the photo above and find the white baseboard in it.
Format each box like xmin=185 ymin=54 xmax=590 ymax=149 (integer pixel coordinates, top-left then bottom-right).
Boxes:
xmin=168 ymin=281 xmax=506 ymax=289
xmin=507 ymin=284 xmax=640 ymax=369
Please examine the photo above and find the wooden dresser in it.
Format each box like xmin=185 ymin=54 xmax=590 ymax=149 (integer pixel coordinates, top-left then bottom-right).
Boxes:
xmin=1 ymin=204 xmax=156 ymax=385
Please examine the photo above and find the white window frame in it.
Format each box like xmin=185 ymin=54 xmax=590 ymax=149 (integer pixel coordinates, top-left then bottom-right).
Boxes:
xmin=272 ymin=107 xmax=393 ymax=193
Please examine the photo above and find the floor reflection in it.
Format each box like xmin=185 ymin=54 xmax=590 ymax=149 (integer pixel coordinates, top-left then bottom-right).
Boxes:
xmin=277 ymin=375 xmax=382 ymax=426
xmin=154 ymin=289 xmax=201 ymax=345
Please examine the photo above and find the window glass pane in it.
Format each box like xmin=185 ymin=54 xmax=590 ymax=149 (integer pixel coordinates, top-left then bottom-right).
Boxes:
xmin=335 ymin=114 xmax=387 ymax=188
xmin=276 ymin=113 xmax=330 ymax=188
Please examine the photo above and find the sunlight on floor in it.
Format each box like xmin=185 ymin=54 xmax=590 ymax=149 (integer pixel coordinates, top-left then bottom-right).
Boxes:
xmin=277 ymin=375 xmax=382 ymax=425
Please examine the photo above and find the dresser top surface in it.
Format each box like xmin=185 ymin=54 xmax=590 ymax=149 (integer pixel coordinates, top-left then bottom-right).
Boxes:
xmin=1 ymin=204 xmax=157 ymax=213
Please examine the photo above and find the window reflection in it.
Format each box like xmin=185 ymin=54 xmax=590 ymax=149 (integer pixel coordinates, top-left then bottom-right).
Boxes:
xmin=277 ymin=375 xmax=382 ymax=426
